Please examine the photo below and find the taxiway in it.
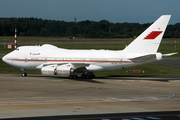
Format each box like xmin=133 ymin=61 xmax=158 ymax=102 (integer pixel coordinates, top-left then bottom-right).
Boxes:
xmin=0 ymin=74 xmax=180 ymax=119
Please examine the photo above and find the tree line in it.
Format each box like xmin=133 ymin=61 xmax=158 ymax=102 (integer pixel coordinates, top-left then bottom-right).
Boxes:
xmin=0 ymin=17 xmax=179 ymax=38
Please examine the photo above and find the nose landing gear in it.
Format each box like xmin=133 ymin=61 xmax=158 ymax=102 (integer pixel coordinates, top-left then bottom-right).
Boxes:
xmin=21 ymin=69 xmax=27 ymax=77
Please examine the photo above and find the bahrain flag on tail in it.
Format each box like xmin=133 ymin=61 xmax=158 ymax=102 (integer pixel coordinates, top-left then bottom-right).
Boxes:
xmin=144 ymin=31 xmax=163 ymax=39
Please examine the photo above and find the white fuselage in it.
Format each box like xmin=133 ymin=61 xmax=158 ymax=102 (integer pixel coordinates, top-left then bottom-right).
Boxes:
xmin=2 ymin=44 xmax=161 ymax=72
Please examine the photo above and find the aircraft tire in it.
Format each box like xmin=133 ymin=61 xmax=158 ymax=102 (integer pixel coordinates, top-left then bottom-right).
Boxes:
xmin=22 ymin=73 xmax=27 ymax=77
xmin=81 ymin=74 xmax=86 ymax=79
xmin=69 ymin=75 xmax=73 ymax=79
xmin=69 ymin=75 xmax=78 ymax=79
xmin=73 ymin=75 xmax=78 ymax=79
xmin=86 ymin=75 xmax=90 ymax=79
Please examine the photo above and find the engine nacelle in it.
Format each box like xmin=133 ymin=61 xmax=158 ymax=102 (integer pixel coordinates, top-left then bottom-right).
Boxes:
xmin=41 ymin=65 xmax=74 ymax=75
xmin=41 ymin=65 xmax=56 ymax=75
xmin=55 ymin=66 xmax=74 ymax=75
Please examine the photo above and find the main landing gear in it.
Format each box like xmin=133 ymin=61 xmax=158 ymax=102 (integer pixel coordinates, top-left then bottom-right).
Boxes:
xmin=69 ymin=75 xmax=78 ymax=79
xmin=69 ymin=72 xmax=95 ymax=79
xmin=21 ymin=69 xmax=27 ymax=77
xmin=81 ymin=73 xmax=95 ymax=79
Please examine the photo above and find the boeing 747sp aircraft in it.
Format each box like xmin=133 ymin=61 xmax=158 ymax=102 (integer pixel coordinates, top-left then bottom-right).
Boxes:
xmin=2 ymin=15 xmax=176 ymax=78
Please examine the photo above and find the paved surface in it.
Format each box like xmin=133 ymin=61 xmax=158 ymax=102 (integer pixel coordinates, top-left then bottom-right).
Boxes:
xmin=0 ymin=74 xmax=180 ymax=119
xmin=3 ymin=111 xmax=180 ymax=120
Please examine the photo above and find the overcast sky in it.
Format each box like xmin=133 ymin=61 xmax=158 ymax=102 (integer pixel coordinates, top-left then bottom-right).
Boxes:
xmin=0 ymin=0 xmax=179 ymax=24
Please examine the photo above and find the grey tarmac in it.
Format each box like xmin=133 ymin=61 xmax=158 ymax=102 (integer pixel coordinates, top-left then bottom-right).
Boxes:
xmin=0 ymin=74 xmax=180 ymax=119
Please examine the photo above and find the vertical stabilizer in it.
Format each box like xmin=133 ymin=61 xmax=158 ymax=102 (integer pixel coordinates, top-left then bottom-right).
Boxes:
xmin=123 ymin=15 xmax=171 ymax=53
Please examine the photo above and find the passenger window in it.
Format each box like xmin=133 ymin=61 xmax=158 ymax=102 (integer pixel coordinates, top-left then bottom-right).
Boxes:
xmin=16 ymin=48 xmax=19 ymax=50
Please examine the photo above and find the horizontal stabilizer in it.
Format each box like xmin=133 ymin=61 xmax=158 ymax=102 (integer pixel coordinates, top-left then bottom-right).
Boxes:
xmin=162 ymin=52 xmax=178 ymax=57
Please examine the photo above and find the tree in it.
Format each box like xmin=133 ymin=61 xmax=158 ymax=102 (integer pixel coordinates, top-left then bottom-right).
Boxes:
xmin=0 ymin=17 xmax=179 ymax=38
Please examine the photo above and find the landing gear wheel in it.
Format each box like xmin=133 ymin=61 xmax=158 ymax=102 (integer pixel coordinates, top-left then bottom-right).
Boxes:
xmin=69 ymin=75 xmax=73 ymax=79
xmin=22 ymin=73 xmax=27 ymax=77
xmin=69 ymin=75 xmax=78 ymax=79
xmin=21 ymin=69 xmax=27 ymax=77
xmin=81 ymin=73 xmax=95 ymax=79
xmin=81 ymin=74 xmax=86 ymax=79
xmin=86 ymin=75 xmax=90 ymax=79
xmin=73 ymin=75 xmax=78 ymax=79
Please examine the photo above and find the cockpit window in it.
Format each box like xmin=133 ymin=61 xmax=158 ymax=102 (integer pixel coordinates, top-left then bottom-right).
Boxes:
xmin=16 ymin=48 xmax=19 ymax=50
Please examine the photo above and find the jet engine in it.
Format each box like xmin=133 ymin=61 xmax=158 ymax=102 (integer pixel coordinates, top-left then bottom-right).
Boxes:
xmin=41 ymin=65 xmax=56 ymax=75
xmin=41 ymin=65 xmax=74 ymax=75
xmin=55 ymin=66 xmax=74 ymax=75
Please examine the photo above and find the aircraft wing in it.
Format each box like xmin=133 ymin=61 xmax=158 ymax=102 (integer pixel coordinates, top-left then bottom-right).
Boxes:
xmin=36 ymin=62 xmax=65 ymax=69
xmin=71 ymin=63 xmax=90 ymax=69
xmin=130 ymin=54 xmax=156 ymax=61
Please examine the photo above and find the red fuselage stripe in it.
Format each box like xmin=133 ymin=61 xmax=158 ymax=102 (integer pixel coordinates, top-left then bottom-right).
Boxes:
xmin=7 ymin=59 xmax=133 ymax=63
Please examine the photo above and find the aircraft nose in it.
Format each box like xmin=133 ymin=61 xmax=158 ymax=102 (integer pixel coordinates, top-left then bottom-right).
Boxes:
xmin=2 ymin=55 xmax=7 ymax=62
xmin=2 ymin=54 xmax=13 ymax=66
xmin=2 ymin=54 xmax=10 ymax=64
